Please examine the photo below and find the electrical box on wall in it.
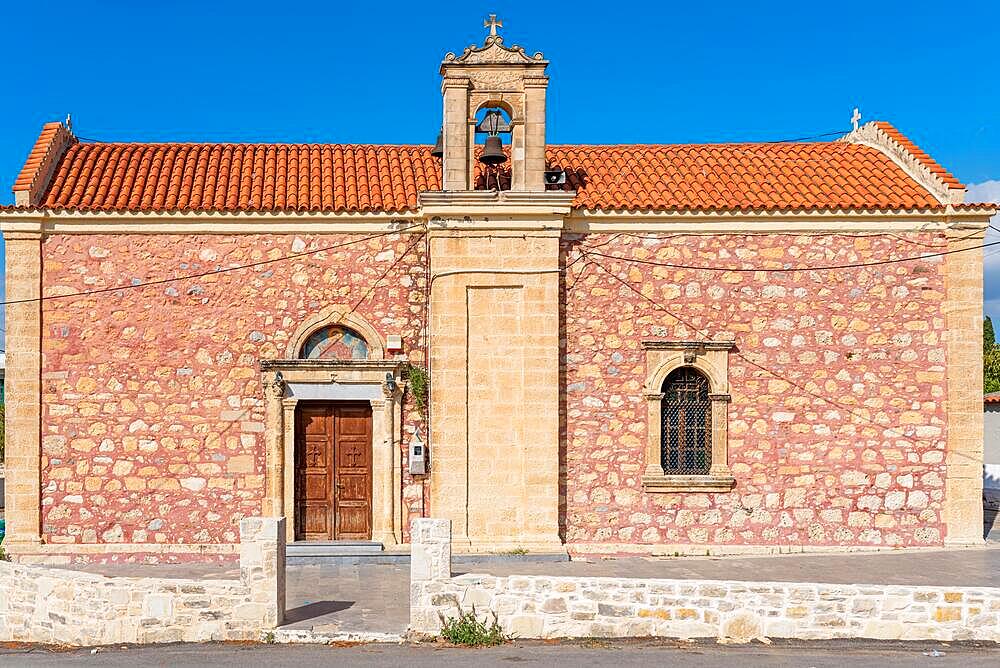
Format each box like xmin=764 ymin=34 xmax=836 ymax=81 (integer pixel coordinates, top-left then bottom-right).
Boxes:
xmin=387 ymin=334 xmax=403 ymax=353
xmin=408 ymin=429 xmax=427 ymax=475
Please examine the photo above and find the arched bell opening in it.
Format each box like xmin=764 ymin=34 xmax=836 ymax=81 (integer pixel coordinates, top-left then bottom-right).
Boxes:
xmin=473 ymin=105 xmax=513 ymax=191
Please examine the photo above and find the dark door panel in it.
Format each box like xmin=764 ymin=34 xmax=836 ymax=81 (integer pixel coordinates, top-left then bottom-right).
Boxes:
xmin=294 ymin=402 xmax=372 ymax=541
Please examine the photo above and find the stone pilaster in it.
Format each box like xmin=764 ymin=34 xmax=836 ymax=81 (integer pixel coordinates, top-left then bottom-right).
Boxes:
xmin=3 ymin=232 xmax=42 ymax=552
xmin=441 ymin=77 xmax=471 ymax=191
xmin=943 ymin=226 xmax=986 ymax=545
xmin=643 ymin=393 xmax=666 ymax=478
xmin=522 ymin=78 xmax=548 ymax=191
xmin=281 ymin=398 xmax=298 ymax=544
xmin=426 ymin=214 xmax=566 ymax=552
xmin=371 ymin=379 xmax=401 ymax=546
xmin=262 ymin=373 xmax=285 ymax=517
xmin=708 ymin=393 xmax=731 ymax=477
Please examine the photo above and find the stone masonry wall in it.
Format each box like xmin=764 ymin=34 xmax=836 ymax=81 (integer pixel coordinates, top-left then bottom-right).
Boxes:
xmin=39 ymin=233 xmax=428 ymax=554
xmin=411 ymin=573 xmax=1000 ymax=642
xmin=0 ymin=517 xmax=285 ymax=645
xmin=562 ymin=232 xmax=950 ymax=551
xmin=408 ymin=518 xmax=1000 ymax=642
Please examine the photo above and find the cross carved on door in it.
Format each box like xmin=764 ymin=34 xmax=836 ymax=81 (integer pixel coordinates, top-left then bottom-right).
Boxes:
xmin=305 ymin=442 xmax=323 ymax=467
xmin=343 ymin=443 xmax=362 ymax=467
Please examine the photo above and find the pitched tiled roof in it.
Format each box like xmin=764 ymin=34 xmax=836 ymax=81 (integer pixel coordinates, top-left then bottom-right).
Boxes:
xmin=12 ymin=122 xmax=64 ymax=193
xmin=8 ymin=122 xmax=965 ymax=213
xmin=38 ymin=143 xmax=439 ymax=213
xmin=873 ymin=121 xmax=963 ymax=190
xmin=12 ymin=122 xmax=75 ymax=205
xmin=545 ymin=142 xmax=942 ymax=211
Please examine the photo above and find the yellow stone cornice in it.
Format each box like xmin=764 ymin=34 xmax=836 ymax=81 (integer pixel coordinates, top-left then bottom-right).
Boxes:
xmin=0 ymin=200 xmax=992 ymax=236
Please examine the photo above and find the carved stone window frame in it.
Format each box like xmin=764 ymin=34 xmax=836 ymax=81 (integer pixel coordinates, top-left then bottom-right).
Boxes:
xmin=641 ymin=340 xmax=736 ymax=493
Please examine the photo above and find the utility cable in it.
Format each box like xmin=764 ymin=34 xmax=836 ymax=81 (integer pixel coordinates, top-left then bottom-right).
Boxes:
xmin=581 ymin=255 xmax=948 ymax=447
xmin=0 ymin=223 xmax=425 ymax=306
xmin=581 ymin=239 xmax=1000 ymax=274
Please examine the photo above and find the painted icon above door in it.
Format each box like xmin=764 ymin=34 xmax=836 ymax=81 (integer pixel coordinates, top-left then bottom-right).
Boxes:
xmin=300 ymin=325 xmax=369 ymax=360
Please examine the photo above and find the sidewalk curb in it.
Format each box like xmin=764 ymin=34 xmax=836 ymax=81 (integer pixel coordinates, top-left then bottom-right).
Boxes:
xmin=269 ymin=628 xmax=405 ymax=644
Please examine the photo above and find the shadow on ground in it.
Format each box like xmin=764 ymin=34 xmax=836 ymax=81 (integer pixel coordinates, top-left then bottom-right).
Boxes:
xmin=283 ymin=601 xmax=354 ymax=625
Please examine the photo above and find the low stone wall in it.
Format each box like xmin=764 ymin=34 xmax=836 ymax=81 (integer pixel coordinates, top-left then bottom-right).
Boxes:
xmin=0 ymin=517 xmax=285 ymax=645
xmin=409 ymin=519 xmax=1000 ymax=642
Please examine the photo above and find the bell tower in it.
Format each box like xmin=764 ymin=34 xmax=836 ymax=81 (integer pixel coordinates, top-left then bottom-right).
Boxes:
xmin=439 ymin=15 xmax=549 ymax=191
xmin=424 ymin=18 xmax=570 ymax=554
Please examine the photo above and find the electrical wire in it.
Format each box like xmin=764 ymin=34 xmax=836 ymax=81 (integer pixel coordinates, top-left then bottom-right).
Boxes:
xmin=581 ymin=256 xmax=949 ymax=447
xmin=771 ymin=129 xmax=850 ymax=143
xmin=580 ymin=238 xmax=1000 ymax=274
xmin=304 ymin=231 xmax=428 ymax=348
xmin=563 ymin=229 xmax=973 ymax=273
xmin=72 ymin=128 xmax=853 ymax=146
xmin=340 ymin=232 xmax=427 ymax=317
xmin=0 ymin=223 xmax=425 ymax=307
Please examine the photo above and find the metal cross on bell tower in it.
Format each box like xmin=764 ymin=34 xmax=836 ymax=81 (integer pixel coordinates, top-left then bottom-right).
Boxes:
xmin=484 ymin=14 xmax=503 ymax=37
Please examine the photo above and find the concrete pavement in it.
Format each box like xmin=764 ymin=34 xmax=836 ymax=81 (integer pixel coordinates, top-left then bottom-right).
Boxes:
xmin=473 ymin=545 xmax=1000 ymax=587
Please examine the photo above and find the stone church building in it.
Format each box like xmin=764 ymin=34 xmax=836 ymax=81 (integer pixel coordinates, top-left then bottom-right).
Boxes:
xmin=1 ymin=23 xmax=994 ymax=562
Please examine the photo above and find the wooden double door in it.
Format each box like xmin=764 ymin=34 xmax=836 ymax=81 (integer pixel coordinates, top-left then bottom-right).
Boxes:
xmin=294 ymin=402 xmax=373 ymax=541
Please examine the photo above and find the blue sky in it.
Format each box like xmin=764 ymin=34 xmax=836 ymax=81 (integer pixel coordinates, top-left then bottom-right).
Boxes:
xmin=1 ymin=0 xmax=998 ymax=336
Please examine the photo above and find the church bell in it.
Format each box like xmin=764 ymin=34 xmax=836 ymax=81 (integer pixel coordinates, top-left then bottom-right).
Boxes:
xmin=431 ymin=132 xmax=443 ymax=158
xmin=479 ymin=135 xmax=507 ymax=165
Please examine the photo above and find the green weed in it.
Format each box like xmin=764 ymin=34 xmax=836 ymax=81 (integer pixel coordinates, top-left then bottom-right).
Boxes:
xmin=439 ymin=608 xmax=511 ymax=647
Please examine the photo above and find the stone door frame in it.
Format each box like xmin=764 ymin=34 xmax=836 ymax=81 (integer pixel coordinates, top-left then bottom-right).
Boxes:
xmin=261 ymin=359 xmax=406 ymax=545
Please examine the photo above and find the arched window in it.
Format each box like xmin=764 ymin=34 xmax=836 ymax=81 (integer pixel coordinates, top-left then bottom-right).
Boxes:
xmin=660 ymin=367 xmax=712 ymax=475
xmin=299 ymin=325 xmax=369 ymax=360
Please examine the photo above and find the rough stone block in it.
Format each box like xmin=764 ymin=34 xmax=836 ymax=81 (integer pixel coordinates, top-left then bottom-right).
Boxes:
xmin=410 ymin=518 xmax=452 ymax=582
xmin=506 ymin=614 xmax=544 ymax=638
xmin=143 ymin=594 xmax=173 ymax=619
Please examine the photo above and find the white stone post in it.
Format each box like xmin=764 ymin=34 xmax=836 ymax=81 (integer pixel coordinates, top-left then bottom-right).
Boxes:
xmin=410 ymin=518 xmax=451 ymax=582
xmin=239 ymin=516 xmax=286 ymax=628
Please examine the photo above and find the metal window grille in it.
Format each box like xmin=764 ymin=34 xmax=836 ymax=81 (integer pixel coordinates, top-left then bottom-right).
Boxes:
xmin=661 ymin=367 xmax=712 ymax=475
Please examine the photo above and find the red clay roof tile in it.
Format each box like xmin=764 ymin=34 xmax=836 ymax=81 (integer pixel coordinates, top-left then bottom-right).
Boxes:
xmin=872 ymin=121 xmax=964 ymax=190
xmin=8 ymin=122 xmax=965 ymax=213
xmin=12 ymin=122 xmax=69 ymax=196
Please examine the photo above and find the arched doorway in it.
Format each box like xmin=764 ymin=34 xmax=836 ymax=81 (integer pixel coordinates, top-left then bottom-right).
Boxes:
xmin=260 ymin=308 xmax=404 ymax=545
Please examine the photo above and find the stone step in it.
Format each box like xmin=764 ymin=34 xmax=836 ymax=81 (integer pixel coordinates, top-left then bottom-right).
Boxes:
xmin=286 ymin=541 xmax=385 ymax=557
xmin=285 ymin=547 xmax=570 ymax=566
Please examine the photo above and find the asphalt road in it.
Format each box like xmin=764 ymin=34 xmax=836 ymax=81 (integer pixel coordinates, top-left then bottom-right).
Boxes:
xmin=1 ymin=639 xmax=997 ymax=667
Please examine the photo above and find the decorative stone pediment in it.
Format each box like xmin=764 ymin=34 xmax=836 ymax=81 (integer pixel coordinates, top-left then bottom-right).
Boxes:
xmin=468 ymin=70 xmax=524 ymax=92
xmin=443 ymin=36 xmax=545 ymax=66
